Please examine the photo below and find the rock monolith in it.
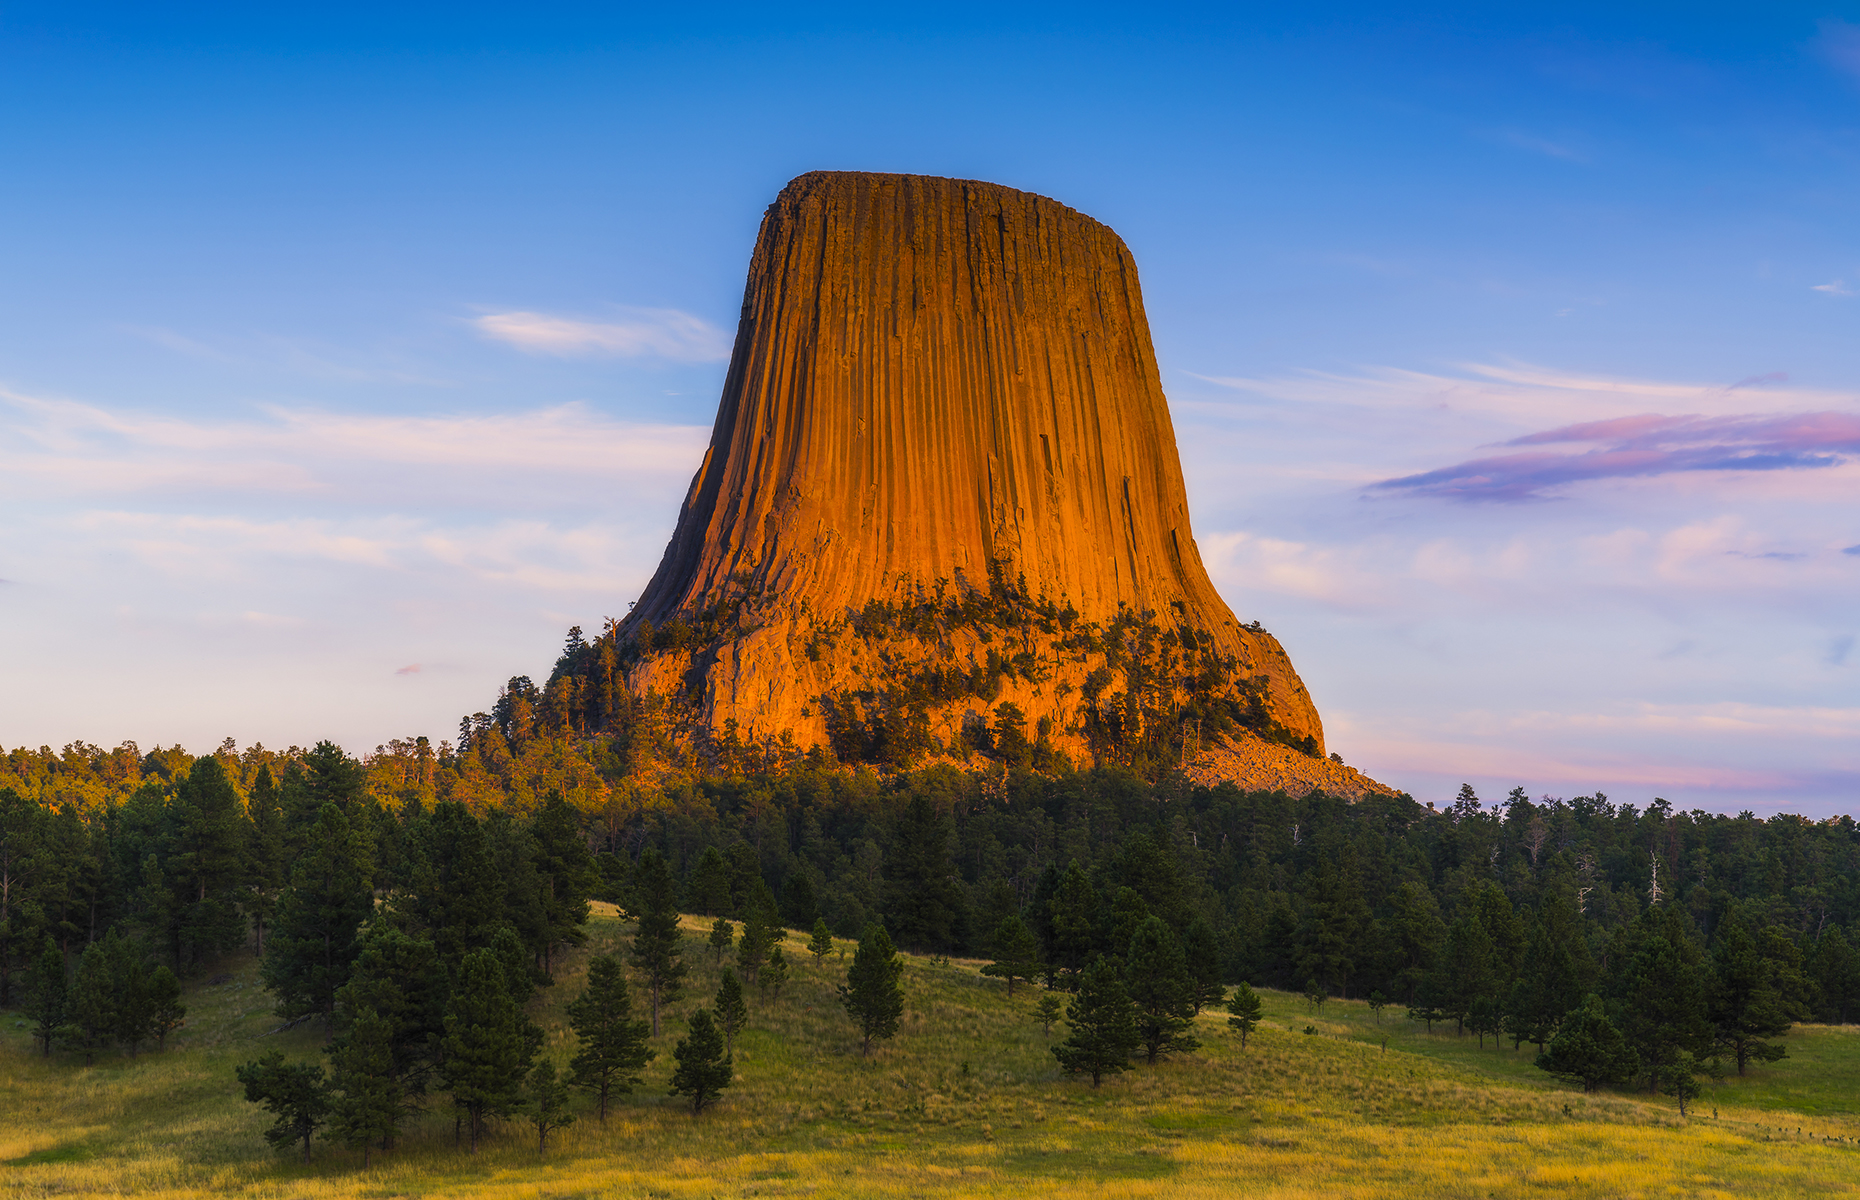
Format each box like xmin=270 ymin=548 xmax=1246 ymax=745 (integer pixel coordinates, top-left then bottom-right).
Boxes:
xmin=594 ymin=171 xmax=1354 ymax=785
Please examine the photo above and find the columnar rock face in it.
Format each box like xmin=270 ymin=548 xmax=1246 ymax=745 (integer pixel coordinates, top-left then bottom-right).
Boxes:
xmin=617 ymin=171 xmax=1328 ymax=774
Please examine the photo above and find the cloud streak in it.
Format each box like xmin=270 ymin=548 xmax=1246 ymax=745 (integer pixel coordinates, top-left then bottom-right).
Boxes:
xmin=473 ymin=308 xmax=731 ymax=361
xmin=1371 ymin=411 xmax=1860 ymax=501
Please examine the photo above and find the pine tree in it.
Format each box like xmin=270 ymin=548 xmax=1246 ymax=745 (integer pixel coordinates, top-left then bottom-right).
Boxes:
xmin=236 ymin=1052 xmax=331 ymax=1163
xmin=737 ymin=909 xmax=773 ymax=985
xmin=808 ymin=918 xmax=834 ymax=966
xmin=1709 ymin=918 xmax=1805 ymax=1075
xmin=1619 ymin=909 xmax=1713 ymax=1091
xmin=708 ymin=916 xmax=734 ymax=965
xmin=261 ymin=804 xmax=373 ymax=1027
xmin=59 ymin=937 xmax=114 ymax=1064
xmin=714 ymin=969 xmax=748 ymax=1055
xmin=1227 ymin=980 xmax=1264 ymax=1049
xmin=688 ymin=846 xmax=731 ymax=916
xmin=630 ymin=848 xmax=686 ymax=1036
xmin=164 ymin=755 xmax=250 ymax=969
xmin=1659 ymin=1049 xmax=1708 ymax=1116
xmin=396 ymin=802 xmax=500 ymax=967
xmin=566 ymin=954 xmax=653 ymax=1121
xmin=147 ymin=965 xmax=185 ymax=1050
xmin=1180 ymin=915 xmax=1226 ymax=1013
xmin=1504 ymin=895 xmax=1588 ymax=1052
xmin=781 ymin=872 xmax=820 ymax=930
xmin=335 ymin=917 xmax=447 ymax=1102
xmin=491 ymin=923 xmax=538 ymax=1005
xmin=1535 ymin=995 xmax=1639 ymax=1093
xmin=838 ymin=924 xmax=905 ymax=1057
xmin=1052 ymin=955 xmax=1140 ymax=1086
xmin=25 ymin=936 xmax=65 ymax=1058
xmin=441 ymin=949 xmax=539 ymax=1151
xmin=668 ymin=1008 xmax=733 ymax=1115
xmin=525 ymin=1059 xmax=576 ymax=1152
xmin=246 ymin=766 xmax=285 ymax=958
xmin=1810 ymin=927 xmax=1860 ymax=1023
xmin=980 ymin=915 xmax=1042 ymax=996
xmin=762 ymin=944 xmax=789 ymax=998
xmin=1044 ymin=862 xmax=1098 ymax=986
xmin=1126 ymin=916 xmax=1199 ymax=1063
xmin=1034 ymin=992 xmax=1064 ymax=1037
xmin=882 ymin=794 xmax=967 ymax=952
xmin=327 ymin=1007 xmax=402 ymax=1167
xmin=0 ymin=787 xmax=44 ymax=1008
xmin=529 ymin=791 xmax=597 ymax=977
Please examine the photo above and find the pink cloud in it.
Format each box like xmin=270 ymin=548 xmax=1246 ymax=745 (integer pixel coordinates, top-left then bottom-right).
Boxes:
xmin=1374 ymin=410 xmax=1860 ymax=500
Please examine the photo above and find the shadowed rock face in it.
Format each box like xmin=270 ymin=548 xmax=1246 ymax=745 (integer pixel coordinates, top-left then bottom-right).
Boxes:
xmin=621 ymin=171 xmax=1324 ymax=768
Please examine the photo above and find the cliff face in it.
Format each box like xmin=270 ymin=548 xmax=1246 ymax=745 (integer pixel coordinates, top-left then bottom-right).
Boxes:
xmin=615 ymin=171 xmax=1327 ymax=775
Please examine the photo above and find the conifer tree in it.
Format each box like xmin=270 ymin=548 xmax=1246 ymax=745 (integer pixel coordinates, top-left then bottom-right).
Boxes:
xmin=0 ymin=787 xmax=44 ymax=1007
xmin=668 ymin=1008 xmax=733 ymax=1116
xmin=262 ymin=803 xmax=373 ymax=1027
xmin=1044 ymin=862 xmax=1098 ymax=986
xmin=737 ymin=909 xmax=773 ymax=985
xmin=1180 ymin=915 xmax=1226 ymax=1013
xmin=335 ymin=917 xmax=447 ymax=1102
xmin=566 ymin=954 xmax=653 ymax=1121
xmin=1659 ymin=1049 xmax=1707 ymax=1115
xmin=529 ymin=791 xmax=597 ymax=976
xmin=882 ymin=794 xmax=967 ymax=952
xmin=1620 ymin=910 xmax=1713 ymax=1091
xmin=525 ymin=1059 xmax=576 ymax=1152
xmin=25 ymin=936 xmax=66 ymax=1058
xmin=491 ymin=924 xmax=537 ymax=1006
xmin=762 ymin=944 xmax=789 ymax=998
xmin=1126 ymin=916 xmax=1199 ymax=1063
xmin=245 ymin=766 xmax=285 ymax=957
xmin=236 ymin=1052 xmax=331 ymax=1163
xmin=781 ymin=872 xmax=820 ymax=930
xmin=688 ymin=846 xmax=731 ymax=916
xmin=1034 ymin=992 xmax=1063 ymax=1037
xmin=327 ymin=1007 xmax=402 ymax=1167
xmin=708 ymin=916 xmax=734 ymax=965
xmin=441 ymin=949 xmax=539 ymax=1151
xmin=397 ymin=802 xmax=500 ymax=967
xmin=1535 ymin=995 xmax=1639 ymax=1093
xmin=714 ymin=969 xmax=748 ymax=1055
xmin=1226 ymin=980 xmax=1264 ymax=1049
xmin=838 ymin=924 xmax=904 ymax=1057
xmin=980 ymin=915 xmax=1042 ymax=995
xmin=1052 ymin=955 xmax=1140 ymax=1086
xmin=59 ymin=937 xmax=114 ymax=1064
xmin=148 ymin=965 xmax=185 ymax=1050
xmin=630 ymin=848 xmax=686 ymax=1036
xmin=1504 ymin=895 xmax=1588 ymax=1052
xmin=808 ymin=918 xmax=834 ymax=966
xmin=1709 ymin=918 xmax=1806 ymax=1075
xmin=163 ymin=755 xmax=250 ymax=969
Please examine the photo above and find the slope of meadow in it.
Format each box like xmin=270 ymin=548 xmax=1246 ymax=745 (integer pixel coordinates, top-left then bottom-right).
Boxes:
xmin=4 ymin=907 xmax=1859 ymax=1199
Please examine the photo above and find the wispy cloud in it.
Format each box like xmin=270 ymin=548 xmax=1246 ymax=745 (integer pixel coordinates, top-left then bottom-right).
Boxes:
xmin=0 ymin=388 xmax=709 ymax=500
xmin=1812 ymin=280 xmax=1855 ymax=297
xmin=1370 ymin=410 xmax=1860 ymax=501
xmin=473 ymin=308 xmax=731 ymax=361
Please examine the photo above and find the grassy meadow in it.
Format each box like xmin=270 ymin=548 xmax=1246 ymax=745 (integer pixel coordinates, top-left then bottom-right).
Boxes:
xmin=4 ymin=905 xmax=1859 ymax=1199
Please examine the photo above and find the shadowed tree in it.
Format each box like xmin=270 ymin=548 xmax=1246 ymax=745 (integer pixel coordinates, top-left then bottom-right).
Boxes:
xmin=714 ymin=969 xmax=748 ymax=1055
xmin=808 ymin=918 xmax=833 ymax=967
xmin=1227 ymin=980 xmax=1264 ymax=1049
xmin=441 ymin=949 xmax=539 ymax=1151
xmin=25 ymin=936 xmax=66 ymax=1057
xmin=668 ymin=1008 xmax=733 ymax=1116
xmin=261 ymin=804 xmax=373 ymax=1030
xmin=327 ymin=1006 xmax=402 ymax=1167
xmin=1053 ymin=955 xmax=1140 ymax=1086
xmin=882 ymin=794 xmax=967 ymax=953
xmin=980 ymin=915 xmax=1042 ymax=996
xmin=1535 ymin=995 xmax=1639 ymax=1093
xmin=708 ymin=917 xmax=734 ymax=965
xmin=1127 ymin=916 xmax=1199 ymax=1063
xmin=838 ymin=924 xmax=904 ymax=1057
xmin=630 ymin=848 xmax=686 ymax=1037
xmin=237 ymin=1053 xmax=330 ymax=1163
xmin=525 ymin=1060 xmax=576 ymax=1153
xmin=566 ymin=954 xmax=653 ymax=1121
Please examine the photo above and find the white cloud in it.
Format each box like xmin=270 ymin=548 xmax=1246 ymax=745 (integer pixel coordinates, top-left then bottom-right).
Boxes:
xmin=1812 ymin=280 xmax=1855 ymax=297
xmin=473 ymin=308 xmax=731 ymax=361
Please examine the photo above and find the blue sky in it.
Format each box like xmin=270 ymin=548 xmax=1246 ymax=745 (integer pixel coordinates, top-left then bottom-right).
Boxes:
xmin=2 ymin=4 xmax=1857 ymax=813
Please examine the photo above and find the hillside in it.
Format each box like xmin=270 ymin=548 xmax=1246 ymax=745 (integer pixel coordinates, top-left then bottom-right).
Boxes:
xmin=5 ymin=907 xmax=1859 ymax=1199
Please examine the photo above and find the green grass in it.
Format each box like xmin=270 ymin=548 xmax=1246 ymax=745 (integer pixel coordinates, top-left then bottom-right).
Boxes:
xmin=5 ymin=907 xmax=1860 ymax=1198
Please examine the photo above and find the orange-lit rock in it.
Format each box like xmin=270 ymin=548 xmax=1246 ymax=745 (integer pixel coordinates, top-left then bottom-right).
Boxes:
xmin=614 ymin=171 xmax=1341 ymax=782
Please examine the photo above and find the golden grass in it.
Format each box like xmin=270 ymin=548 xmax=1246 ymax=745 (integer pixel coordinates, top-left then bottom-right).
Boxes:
xmin=5 ymin=906 xmax=1860 ymax=1198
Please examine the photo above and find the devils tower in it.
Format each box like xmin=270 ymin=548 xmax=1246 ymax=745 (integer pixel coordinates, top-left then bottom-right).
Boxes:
xmin=580 ymin=171 xmax=1368 ymax=790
